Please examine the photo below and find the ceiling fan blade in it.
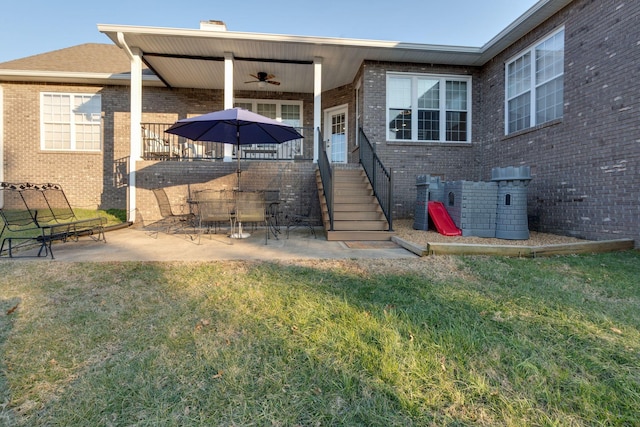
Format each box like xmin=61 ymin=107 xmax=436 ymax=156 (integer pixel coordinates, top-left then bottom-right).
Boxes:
xmin=249 ymin=74 xmax=260 ymax=80
xmin=267 ymin=81 xmax=281 ymax=86
xmin=265 ymin=74 xmax=276 ymax=80
xmin=244 ymin=80 xmax=260 ymax=84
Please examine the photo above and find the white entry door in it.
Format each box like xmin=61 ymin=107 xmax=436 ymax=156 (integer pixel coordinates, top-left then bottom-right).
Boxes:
xmin=324 ymin=105 xmax=348 ymax=163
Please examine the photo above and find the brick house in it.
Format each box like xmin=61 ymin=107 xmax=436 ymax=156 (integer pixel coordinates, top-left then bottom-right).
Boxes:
xmin=0 ymin=0 xmax=638 ymax=245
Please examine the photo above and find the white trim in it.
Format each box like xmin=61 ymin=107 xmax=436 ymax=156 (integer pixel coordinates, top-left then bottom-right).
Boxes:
xmin=324 ymin=104 xmax=349 ymax=164
xmin=39 ymin=92 xmax=103 ymax=152
xmin=504 ymin=26 xmax=565 ymax=66
xmin=234 ymin=99 xmax=304 ymax=122
xmin=386 ymin=72 xmax=472 ymax=143
xmin=504 ymin=26 xmax=565 ymax=135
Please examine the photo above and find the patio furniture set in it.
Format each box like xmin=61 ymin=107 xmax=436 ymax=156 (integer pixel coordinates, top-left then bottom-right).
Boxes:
xmin=0 ymin=182 xmax=107 ymax=259
xmin=151 ymin=187 xmax=316 ymax=245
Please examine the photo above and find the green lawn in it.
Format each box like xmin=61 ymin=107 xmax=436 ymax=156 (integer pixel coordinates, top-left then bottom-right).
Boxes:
xmin=1 ymin=252 xmax=639 ymax=426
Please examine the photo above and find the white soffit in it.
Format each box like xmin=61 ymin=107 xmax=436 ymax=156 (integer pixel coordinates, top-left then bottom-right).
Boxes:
xmin=95 ymin=0 xmax=570 ymax=92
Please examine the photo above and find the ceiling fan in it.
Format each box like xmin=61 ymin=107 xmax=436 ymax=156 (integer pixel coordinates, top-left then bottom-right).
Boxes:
xmin=244 ymin=72 xmax=281 ymax=86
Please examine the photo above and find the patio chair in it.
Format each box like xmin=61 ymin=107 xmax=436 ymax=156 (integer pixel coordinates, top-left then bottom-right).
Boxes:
xmin=285 ymin=189 xmax=319 ymax=239
xmin=263 ymin=189 xmax=282 ymax=240
xmin=235 ymin=191 xmax=267 ymax=244
xmin=193 ymin=189 xmax=233 ymax=237
xmin=147 ymin=188 xmax=194 ymax=238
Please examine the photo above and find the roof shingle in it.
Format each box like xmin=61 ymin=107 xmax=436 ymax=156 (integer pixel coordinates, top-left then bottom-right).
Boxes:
xmin=0 ymin=43 xmax=147 ymax=74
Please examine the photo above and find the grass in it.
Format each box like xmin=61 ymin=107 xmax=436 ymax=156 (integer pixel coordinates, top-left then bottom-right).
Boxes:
xmin=0 ymin=252 xmax=639 ymax=426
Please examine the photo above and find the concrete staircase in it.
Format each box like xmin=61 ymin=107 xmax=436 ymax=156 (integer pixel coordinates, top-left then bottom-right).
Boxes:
xmin=316 ymin=167 xmax=394 ymax=241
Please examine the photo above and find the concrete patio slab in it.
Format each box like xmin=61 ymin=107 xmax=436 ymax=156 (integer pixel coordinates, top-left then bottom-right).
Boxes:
xmin=3 ymin=225 xmax=417 ymax=262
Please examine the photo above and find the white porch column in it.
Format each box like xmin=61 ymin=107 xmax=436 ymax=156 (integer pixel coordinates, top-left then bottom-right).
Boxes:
xmin=313 ymin=57 xmax=323 ymax=163
xmin=223 ymin=52 xmax=234 ymax=162
xmin=118 ymin=31 xmax=143 ymax=223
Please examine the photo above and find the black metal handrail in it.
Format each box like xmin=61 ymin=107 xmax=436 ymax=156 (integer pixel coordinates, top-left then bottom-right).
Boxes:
xmin=140 ymin=122 xmax=313 ymax=161
xmin=359 ymin=128 xmax=393 ymax=231
xmin=316 ymin=127 xmax=334 ymax=231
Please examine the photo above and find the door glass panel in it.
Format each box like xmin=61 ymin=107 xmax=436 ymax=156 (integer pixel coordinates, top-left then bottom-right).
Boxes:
xmin=330 ymin=112 xmax=346 ymax=163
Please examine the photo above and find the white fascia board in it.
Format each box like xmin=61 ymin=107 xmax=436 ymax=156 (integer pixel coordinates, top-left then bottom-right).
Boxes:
xmin=0 ymin=70 xmax=163 ymax=86
xmin=98 ymin=23 xmax=483 ymax=55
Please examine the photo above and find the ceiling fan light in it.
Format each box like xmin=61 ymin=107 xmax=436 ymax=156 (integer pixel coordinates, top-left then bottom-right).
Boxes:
xmin=258 ymin=81 xmax=267 ymax=89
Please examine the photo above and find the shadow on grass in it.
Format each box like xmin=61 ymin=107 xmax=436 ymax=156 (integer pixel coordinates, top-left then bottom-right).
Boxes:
xmin=0 ymin=254 xmax=639 ymax=425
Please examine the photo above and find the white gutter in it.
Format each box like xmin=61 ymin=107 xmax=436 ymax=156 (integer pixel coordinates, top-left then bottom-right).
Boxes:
xmin=0 ymin=69 xmax=162 ymax=86
xmin=116 ymin=31 xmax=143 ymax=223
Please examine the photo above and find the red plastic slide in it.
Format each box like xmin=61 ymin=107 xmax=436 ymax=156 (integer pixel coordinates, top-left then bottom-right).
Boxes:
xmin=428 ymin=201 xmax=462 ymax=236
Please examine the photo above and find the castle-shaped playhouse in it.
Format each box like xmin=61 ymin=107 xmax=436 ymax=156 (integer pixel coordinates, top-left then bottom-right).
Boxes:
xmin=414 ymin=166 xmax=532 ymax=240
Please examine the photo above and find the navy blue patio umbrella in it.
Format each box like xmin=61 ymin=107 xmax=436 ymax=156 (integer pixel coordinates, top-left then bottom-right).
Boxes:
xmin=165 ymin=107 xmax=303 ymax=189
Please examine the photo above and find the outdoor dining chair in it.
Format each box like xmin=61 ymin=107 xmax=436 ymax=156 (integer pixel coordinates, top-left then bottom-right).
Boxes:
xmin=234 ymin=191 xmax=268 ymax=244
xmin=285 ymin=189 xmax=319 ymax=239
xmin=147 ymin=188 xmax=194 ymax=238
xmin=193 ymin=189 xmax=234 ymax=238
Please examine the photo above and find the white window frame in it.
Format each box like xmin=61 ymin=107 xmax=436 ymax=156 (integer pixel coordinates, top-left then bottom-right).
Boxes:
xmin=386 ymin=72 xmax=472 ymax=143
xmin=234 ymin=99 xmax=303 ymax=125
xmin=505 ymin=27 xmax=565 ymax=135
xmin=40 ymin=92 xmax=102 ymax=151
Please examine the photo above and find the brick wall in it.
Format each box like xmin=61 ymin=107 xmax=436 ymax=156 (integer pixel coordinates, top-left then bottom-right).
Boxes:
xmin=135 ymin=160 xmax=319 ymax=225
xmin=477 ymin=0 xmax=640 ymax=243
xmin=1 ymin=82 xmax=119 ymax=210
xmin=359 ymin=61 xmax=483 ymax=219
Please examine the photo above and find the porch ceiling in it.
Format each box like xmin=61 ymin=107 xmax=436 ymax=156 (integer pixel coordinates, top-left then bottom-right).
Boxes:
xmin=98 ymin=25 xmax=484 ymax=93
xmin=97 ymin=0 xmax=571 ymax=93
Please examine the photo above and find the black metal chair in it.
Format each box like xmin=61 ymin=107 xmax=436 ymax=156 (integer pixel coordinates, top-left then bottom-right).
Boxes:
xmin=147 ymin=188 xmax=194 ymax=237
xmin=285 ymin=189 xmax=319 ymax=239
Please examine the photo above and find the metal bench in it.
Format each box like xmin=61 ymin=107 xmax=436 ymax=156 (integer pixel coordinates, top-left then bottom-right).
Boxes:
xmin=0 ymin=182 xmax=106 ymax=259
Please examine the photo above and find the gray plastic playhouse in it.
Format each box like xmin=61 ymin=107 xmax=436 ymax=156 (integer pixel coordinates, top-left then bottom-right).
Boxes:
xmin=414 ymin=166 xmax=532 ymax=240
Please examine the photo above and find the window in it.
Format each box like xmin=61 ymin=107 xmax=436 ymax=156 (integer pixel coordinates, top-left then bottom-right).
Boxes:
xmin=234 ymin=99 xmax=302 ymax=128
xmin=506 ymin=28 xmax=564 ymax=134
xmin=387 ymin=73 xmax=471 ymax=143
xmin=41 ymin=93 xmax=101 ymax=151
xmin=234 ymin=99 xmax=304 ymax=159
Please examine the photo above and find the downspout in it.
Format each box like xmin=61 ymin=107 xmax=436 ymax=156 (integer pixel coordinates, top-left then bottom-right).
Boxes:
xmin=116 ymin=32 xmax=143 ymax=223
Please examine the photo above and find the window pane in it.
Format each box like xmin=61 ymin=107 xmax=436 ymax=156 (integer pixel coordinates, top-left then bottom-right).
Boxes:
xmin=446 ymin=81 xmax=467 ymax=110
xmin=257 ymin=103 xmax=276 ymax=119
xmin=418 ymin=110 xmax=439 ymax=141
xmin=388 ymin=77 xmax=412 ymax=108
xmin=507 ymin=53 xmax=531 ymax=98
xmin=43 ymin=94 xmax=70 ymax=123
xmin=536 ymin=75 xmax=563 ymax=124
xmin=417 ymin=79 xmax=439 ymax=109
xmin=508 ymin=92 xmax=531 ymax=133
xmin=75 ymin=124 xmax=101 ymax=150
xmin=281 ymin=104 xmax=301 ymax=127
xmin=388 ymin=109 xmax=411 ymax=140
xmin=235 ymin=102 xmax=252 ymax=111
xmin=42 ymin=93 xmax=101 ymax=150
xmin=536 ymin=30 xmax=564 ymax=85
xmin=45 ymin=123 xmax=71 ymax=149
xmin=446 ymin=111 xmax=467 ymax=141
